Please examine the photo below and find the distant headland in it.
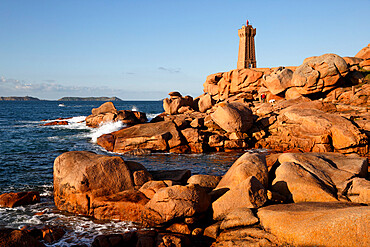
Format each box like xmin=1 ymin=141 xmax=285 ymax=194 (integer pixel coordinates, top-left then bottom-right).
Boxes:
xmin=0 ymin=96 xmax=41 ymax=101
xmin=58 ymin=97 xmax=123 ymax=101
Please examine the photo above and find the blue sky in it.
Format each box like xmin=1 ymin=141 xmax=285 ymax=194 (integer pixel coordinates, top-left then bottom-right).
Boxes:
xmin=1 ymin=0 xmax=369 ymax=100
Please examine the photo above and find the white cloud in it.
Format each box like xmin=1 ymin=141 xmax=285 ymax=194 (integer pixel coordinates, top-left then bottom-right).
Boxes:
xmin=0 ymin=76 xmax=167 ymax=100
xmin=158 ymin=67 xmax=181 ymax=73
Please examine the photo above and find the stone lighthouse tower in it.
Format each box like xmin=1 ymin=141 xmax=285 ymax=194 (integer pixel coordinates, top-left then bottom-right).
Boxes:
xmin=237 ymin=20 xmax=256 ymax=69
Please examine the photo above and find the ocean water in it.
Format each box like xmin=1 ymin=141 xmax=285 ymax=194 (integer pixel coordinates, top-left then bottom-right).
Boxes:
xmin=0 ymin=101 xmax=244 ymax=246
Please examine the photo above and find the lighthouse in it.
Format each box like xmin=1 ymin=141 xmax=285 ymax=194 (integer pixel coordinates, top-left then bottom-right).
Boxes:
xmin=237 ymin=20 xmax=256 ymax=69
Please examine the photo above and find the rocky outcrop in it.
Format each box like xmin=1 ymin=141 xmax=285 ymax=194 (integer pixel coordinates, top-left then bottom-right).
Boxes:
xmin=203 ymin=68 xmax=265 ymax=101
xmin=258 ymin=202 xmax=370 ymax=247
xmin=53 ymin=151 xmax=218 ymax=227
xmin=97 ymin=108 xmax=256 ymax=154
xmin=94 ymin=47 xmax=370 ymax=156
xmin=0 ymin=191 xmax=40 ymax=208
xmin=52 ymin=148 xmax=369 ymax=246
xmin=254 ymin=100 xmax=368 ymax=156
xmin=163 ymin=92 xmax=194 ymax=115
xmin=85 ymin=102 xmax=147 ymax=128
xmin=97 ymin=120 xmax=184 ymax=154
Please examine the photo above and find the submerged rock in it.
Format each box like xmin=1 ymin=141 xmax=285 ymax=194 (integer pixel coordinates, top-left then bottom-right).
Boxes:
xmin=0 ymin=191 xmax=40 ymax=208
xmin=0 ymin=228 xmax=45 ymax=247
xmin=41 ymin=121 xmax=69 ymax=126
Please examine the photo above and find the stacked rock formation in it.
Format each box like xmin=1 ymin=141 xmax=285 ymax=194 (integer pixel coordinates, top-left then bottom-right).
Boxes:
xmin=51 ymin=150 xmax=370 ymax=247
xmin=94 ymin=45 xmax=370 ymax=157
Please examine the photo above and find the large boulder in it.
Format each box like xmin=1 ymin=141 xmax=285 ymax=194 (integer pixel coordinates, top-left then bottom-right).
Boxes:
xmin=197 ymin=93 xmax=215 ymax=113
xmin=271 ymin=152 xmax=368 ymax=202
xmin=97 ymin=120 xmax=183 ymax=153
xmin=181 ymin=128 xmax=204 ymax=153
xmin=258 ymin=202 xmax=370 ymax=247
xmin=215 ymin=153 xmax=268 ymax=189
xmin=355 ymin=43 xmax=370 ymax=60
xmin=54 ymin=151 xmax=140 ymax=215
xmin=272 ymin=162 xmax=338 ymax=202
xmin=262 ymin=67 xmax=294 ymax=95
xmin=211 ymin=102 xmax=253 ymax=133
xmin=203 ymin=69 xmax=264 ymax=101
xmin=212 ymin=176 xmax=267 ymax=220
xmin=146 ymin=184 xmax=211 ymax=224
xmin=291 ymin=53 xmax=348 ymax=95
xmin=0 ymin=191 xmax=40 ymax=208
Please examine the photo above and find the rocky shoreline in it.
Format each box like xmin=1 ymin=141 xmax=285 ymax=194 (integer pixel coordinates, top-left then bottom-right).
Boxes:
xmin=1 ymin=45 xmax=369 ymax=246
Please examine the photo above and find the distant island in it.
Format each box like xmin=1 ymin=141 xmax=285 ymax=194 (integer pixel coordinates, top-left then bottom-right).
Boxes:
xmin=58 ymin=97 xmax=123 ymax=101
xmin=0 ymin=96 xmax=41 ymax=101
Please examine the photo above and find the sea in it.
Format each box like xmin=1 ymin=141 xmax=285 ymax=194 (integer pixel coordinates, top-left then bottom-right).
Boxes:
xmin=0 ymin=100 xmax=245 ymax=246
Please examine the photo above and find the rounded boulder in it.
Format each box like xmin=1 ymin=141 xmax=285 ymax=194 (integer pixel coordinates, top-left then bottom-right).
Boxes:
xmin=211 ymin=102 xmax=253 ymax=133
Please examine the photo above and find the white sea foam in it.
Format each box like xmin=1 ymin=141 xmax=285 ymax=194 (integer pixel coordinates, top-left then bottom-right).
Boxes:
xmin=89 ymin=121 xmax=125 ymax=143
xmin=1 ymin=200 xmax=137 ymax=246
xmin=68 ymin=116 xmax=86 ymax=123
xmin=146 ymin=113 xmax=161 ymax=121
xmin=45 ymin=116 xmax=89 ymax=130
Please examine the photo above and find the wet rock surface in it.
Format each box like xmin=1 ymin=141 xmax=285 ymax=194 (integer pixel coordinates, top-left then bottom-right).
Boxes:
xmin=0 ymin=191 xmax=40 ymax=208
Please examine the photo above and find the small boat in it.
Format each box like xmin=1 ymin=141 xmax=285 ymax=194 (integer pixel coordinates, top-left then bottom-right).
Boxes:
xmin=58 ymin=103 xmax=66 ymax=107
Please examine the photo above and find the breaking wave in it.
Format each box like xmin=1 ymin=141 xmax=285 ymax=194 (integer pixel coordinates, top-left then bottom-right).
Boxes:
xmin=89 ymin=121 xmax=126 ymax=143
